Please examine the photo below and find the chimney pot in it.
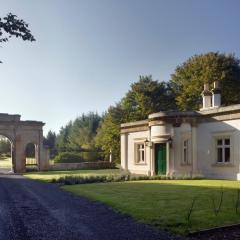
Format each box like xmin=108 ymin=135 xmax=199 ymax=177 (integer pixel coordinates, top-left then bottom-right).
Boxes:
xmin=213 ymin=81 xmax=220 ymax=89
xmin=204 ymin=83 xmax=209 ymax=91
xmin=201 ymin=83 xmax=212 ymax=110
xmin=212 ymin=81 xmax=221 ymax=108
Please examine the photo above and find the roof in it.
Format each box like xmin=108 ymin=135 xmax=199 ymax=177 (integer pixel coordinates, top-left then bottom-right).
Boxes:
xmin=120 ymin=104 xmax=240 ymax=133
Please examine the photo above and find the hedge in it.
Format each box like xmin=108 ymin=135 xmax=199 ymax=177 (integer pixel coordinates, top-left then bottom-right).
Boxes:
xmin=53 ymin=151 xmax=103 ymax=163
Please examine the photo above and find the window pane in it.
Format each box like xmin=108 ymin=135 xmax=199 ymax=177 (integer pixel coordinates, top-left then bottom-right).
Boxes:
xmin=225 ymin=139 xmax=230 ymax=145
xmin=217 ymin=148 xmax=223 ymax=162
xmin=184 ymin=149 xmax=187 ymax=163
xmin=141 ymin=150 xmax=145 ymax=162
xmin=137 ymin=150 xmax=140 ymax=163
xmin=217 ymin=139 xmax=222 ymax=145
xmin=225 ymin=147 xmax=230 ymax=162
xmin=136 ymin=144 xmax=145 ymax=163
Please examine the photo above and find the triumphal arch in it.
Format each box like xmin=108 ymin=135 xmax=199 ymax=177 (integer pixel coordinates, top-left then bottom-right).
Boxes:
xmin=0 ymin=113 xmax=49 ymax=173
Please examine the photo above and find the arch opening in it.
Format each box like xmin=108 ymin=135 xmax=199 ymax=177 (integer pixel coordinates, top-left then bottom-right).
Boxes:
xmin=0 ymin=135 xmax=13 ymax=173
xmin=25 ymin=143 xmax=38 ymax=171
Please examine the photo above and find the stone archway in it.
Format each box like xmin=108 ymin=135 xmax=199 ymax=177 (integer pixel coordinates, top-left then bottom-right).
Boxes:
xmin=0 ymin=113 xmax=49 ymax=173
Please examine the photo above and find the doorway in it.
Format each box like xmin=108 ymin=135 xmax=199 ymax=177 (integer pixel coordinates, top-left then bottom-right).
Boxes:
xmin=155 ymin=143 xmax=166 ymax=175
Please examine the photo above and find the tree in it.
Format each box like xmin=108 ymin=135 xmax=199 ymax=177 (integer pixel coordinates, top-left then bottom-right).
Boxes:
xmin=121 ymin=75 xmax=177 ymax=122
xmin=0 ymin=138 xmax=11 ymax=155
xmin=0 ymin=13 xmax=35 ymax=62
xmin=56 ymin=121 xmax=72 ymax=152
xmin=43 ymin=130 xmax=57 ymax=158
xmin=170 ymin=52 xmax=240 ymax=110
xmin=95 ymin=105 xmax=124 ymax=162
xmin=56 ymin=113 xmax=101 ymax=153
xmin=95 ymin=75 xmax=177 ymax=163
xmin=25 ymin=143 xmax=35 ymax=158
xmin=68 ymin=112 xmax=101 ymax=150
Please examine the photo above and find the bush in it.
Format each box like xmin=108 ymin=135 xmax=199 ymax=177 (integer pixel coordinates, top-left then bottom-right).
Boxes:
xmin=53 ymin=151 xmax=103 ymax=163
xmin=53 ymin=173 xmax=204 ymax=185
xmin=53 ymin=152 xmax=84 ymax=163
xmin=80 ymin=151 xmax=103 ymax=162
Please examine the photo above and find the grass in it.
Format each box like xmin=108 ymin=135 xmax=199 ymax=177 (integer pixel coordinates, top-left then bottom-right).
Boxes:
xmin=62 ymin=180 xmax=240 ymax=235
xmin=0 ymin=157 xmax=36 ymax=169
xmin=0 ymin=157 xmax=12 ymax=168
xmin=24 ymin=169 xmax=122 ymax=182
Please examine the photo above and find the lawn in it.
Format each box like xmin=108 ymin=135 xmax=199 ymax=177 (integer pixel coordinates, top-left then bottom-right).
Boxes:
xmin=0 ymin=157 xmax=36 ymax=169
xmin=24 ymin=169 xmax=122 ymax=182
xmin=63 ymin=180 xmax=240 ymax=234
xmin=0 ymin=157 xmax=12 ymax=168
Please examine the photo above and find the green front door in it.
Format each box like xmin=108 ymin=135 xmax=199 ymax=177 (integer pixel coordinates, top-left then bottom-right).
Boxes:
xmin=155 ymin=143 xmax=166 ymax=175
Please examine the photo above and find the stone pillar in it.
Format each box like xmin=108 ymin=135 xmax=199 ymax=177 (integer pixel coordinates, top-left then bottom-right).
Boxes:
xmin=11 ymin=142 xmax=16 ymax=173
xmin=191 ymin=125 xmax=198 ymax=175
xmin=120 ymin=133 xmax=128 ymax=170
xmin=150 ymin=143 xmax=155 ymax=176
xmin=14 ymin=136 xmax=25 ymax=173
xmin=35 ymin=144 xmax=40 ymax=170
xmin=40 ymin=146 xmax=50 ymax=171
xmin=166 ymin=141 xmax=170 ymax=176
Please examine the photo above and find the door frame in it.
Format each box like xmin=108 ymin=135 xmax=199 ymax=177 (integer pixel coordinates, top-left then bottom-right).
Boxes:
xmin=152 ymin=141 xmax=170 ymax=176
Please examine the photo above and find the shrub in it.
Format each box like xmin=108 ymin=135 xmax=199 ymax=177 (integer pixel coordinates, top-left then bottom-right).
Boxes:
xmin=80 ymin=151 xmax=103 ymax=162
xmin=52 ymin=173 xmax=205 ymax=185
xmin=53 ymin=151 xmax=104 ymax=163
xmin=53 ymin=152 xmax=83 ymax=163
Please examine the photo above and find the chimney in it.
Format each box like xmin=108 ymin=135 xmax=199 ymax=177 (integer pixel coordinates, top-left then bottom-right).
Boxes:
xmin=201 ymin=83 xmax=212 ymax=109
xmin=211 ymin=81 xmax=221 ymax=108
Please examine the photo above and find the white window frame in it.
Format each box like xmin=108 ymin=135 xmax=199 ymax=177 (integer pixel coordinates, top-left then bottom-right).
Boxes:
xmin=134 ymin=142 xmax=146 ymax=165
xmin=183 ymin=139 xmax=189 ymax=164
xmin=215 ymin=136 xmax=231 ymax=164
xmin=181 ymin=135 xmax=192 ymax=165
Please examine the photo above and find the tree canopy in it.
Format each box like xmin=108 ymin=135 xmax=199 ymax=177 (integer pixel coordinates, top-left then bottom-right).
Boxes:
xmin=56 ymin=112 xmax=101 ymax=153
xmin=170 ymin=52 xmax=240 ymax=110
xmin=95 ymin=75 xmax=176 ymax=162
xmin=52 ymin=52 xmax=240 ymax=163
xmin=43 ymin=131 xmax=57 ymax=158
xmin=67 ymin=112 xmax=101 ymax=151
xmin=121 ymin=75 xmax=177 ymax=122
xmin=95 ymin=104 xmax=124 ymax=161
xmin=0 ymin=13 xmax=35 ymax=62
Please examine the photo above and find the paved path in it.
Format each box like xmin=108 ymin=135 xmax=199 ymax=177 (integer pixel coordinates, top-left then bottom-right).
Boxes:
xmin=0 ymin=174 xmax=184 ymax=240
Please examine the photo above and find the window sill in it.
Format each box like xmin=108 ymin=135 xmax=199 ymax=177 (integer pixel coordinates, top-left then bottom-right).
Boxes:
xmin=180 ymin=163 xmax=192 ymax=166
xmin=211 ymin=163 xmax=234 ymax=167
xmin=135 ymin=162 xmax=147 ymax=166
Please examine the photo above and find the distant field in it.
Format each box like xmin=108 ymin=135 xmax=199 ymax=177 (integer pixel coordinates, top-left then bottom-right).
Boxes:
xmin=0 ymin=157 xmax=12 ymax=168
xmin=0 ymin=157 xmax=37 ymax=169
xmin=24 ymin=169 xmax=122 ymax=182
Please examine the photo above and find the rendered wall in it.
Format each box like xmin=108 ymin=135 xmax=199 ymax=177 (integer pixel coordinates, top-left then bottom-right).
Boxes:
xmin=123 ymin=130 xmax=150 ymax=175
xmin=172 ymin=123 xmax=194 ymax=176
xmin=197 ymin=119 xmax=240 ymax=180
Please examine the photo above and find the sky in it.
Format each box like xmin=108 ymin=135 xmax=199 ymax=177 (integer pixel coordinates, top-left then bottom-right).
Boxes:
xmin=0 ymin=0 xmax=240 ymax=135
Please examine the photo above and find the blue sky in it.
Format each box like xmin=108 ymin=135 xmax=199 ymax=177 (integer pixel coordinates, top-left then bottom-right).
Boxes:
xmin=0 ymin=0 xmax=240 ymax=134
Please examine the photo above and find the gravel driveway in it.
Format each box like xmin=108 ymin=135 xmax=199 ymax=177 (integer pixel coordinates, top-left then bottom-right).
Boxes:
xmin=0 ymin=174 xmax=185 ymax=240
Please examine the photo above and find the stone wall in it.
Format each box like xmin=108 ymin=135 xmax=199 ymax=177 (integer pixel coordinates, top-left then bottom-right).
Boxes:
xmin=48 ymin=161 xmax=115 ymax=171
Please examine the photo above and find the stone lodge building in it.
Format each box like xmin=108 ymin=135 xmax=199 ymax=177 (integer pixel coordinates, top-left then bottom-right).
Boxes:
xmin=121 ymin=81 xmax=240 ymax=180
